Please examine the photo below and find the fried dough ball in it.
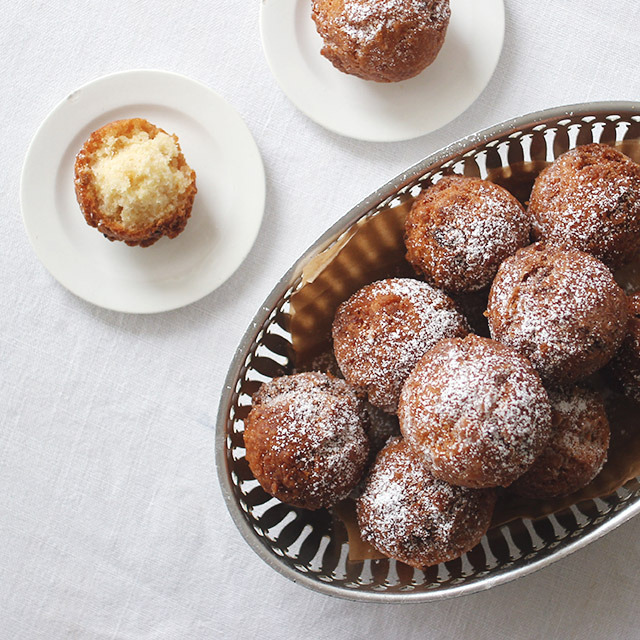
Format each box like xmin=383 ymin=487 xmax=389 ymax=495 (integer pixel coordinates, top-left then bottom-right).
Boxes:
xmin=487 ymin=243 xmax=629 ymax=385
xmin=332 ymin=278 xmax=469 ymax=413
xmin=529 ymin=143 xmax=640 ymax=269
xmin=405 ymin=176 xmax=530 ymax=294
xmin=74 ymin=118 xmax=196 ymax=247
xmin=357 ymin=438 xmax=496 ymax=568
xmin=609 ymin=293 xmax=640 ymax=403
xmin=311 ymin=0 xmax=450 ymax=83
xmin=510 ymin=387 xmax=610 ymax=499
xmin=244 ymin=372 xmax=369 ymax=510
xmin=398 ymin=334 xmax=552 ymax=489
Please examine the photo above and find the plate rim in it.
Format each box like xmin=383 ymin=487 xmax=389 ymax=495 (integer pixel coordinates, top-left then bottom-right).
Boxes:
xmin=20 ymin=68 xmax=266 ymax=314
xmin=259 ymin=0 xmax=506 ymax=142
xmin=216 ymin=99 xmax=640 ymax=602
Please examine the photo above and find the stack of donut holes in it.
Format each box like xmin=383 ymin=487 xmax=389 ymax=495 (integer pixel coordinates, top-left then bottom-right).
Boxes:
xmin=244 ymin=143 xmax=640 ymax=569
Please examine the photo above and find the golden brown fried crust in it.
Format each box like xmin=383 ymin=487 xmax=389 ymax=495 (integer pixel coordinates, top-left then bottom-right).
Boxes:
xmin=529 ymin=143 xmax=640 ymax=269
xmin=244 ymin=372 xmax=370 ymax=510
xmin=509 ymin=387 xmax=610 ymax=499
xmin=74 ymin=118 xmax=197 ymax=247
xmin=357 ymin=438 xmax=496 ymax=567
xmin=405 ymin=175 xmax=531 ymax=294
xmin=398 ymin=335 xmax=552 ymax=489
xmin=487 ymin=243 xmax=629 ymax=385
xmin=312 ymin=0 xmax=450 ymax=83
xmin=331 ymin=278 xmax=468 ymax=413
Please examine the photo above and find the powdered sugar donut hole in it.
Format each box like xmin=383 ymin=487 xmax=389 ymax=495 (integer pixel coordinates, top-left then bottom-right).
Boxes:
xmin=357 ymin=438 xmax=496 ymax=568
xmin=529 ymin=143 xmax=640 ymax=270
xmin=405 ymin=175 xmax=531 ymax=294
xmin=244 ymin=372 xmax=370 ymax=510
xmin=332 ymin=278 xmax=469 ymax=413
xmin=510 ymin=386 xmax=610 ymax=499
xmin=311 ymin=0 xmax=451 ymax=83
xmin=398 ymin=334 xmax=552 ymax=489
xmin=487 ymin=243 xmax=629 ymax=385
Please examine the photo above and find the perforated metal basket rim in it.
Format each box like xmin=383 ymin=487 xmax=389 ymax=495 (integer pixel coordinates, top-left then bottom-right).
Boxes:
xmin=216 ymin=100 xmax=640 ymax=603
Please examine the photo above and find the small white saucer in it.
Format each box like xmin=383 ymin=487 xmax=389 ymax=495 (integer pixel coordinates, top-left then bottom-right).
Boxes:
xmin=260 ymin=0 xmax=505 ymax=142
xmin=20 ymin=69 xmax=265 ymax=314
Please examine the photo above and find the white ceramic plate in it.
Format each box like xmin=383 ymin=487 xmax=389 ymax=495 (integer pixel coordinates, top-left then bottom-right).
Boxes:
xmin=21 ymin=69 xmax=265 ymax=314
xmin=260 ymin=0 xmax=505 ymax=142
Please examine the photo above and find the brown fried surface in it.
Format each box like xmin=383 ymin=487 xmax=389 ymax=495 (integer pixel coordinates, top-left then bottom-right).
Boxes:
xmin=609 ymin=293 xmax=640 ymax=403
xmin=331 ymin=278 xmax=468 ymax=413
xmin=356 ymin=438 xmax=496 ymax=568
xmin=311 ymin=0 xmax=450 ymax=83
xmin=244 ymin=372 xmax=369 ymax=510
xmin=510 ymin=386 xmax=610 ymax=499
xmin=487 ymin=243 xmax=629 ymax=385
xmin=398 ymin=335 xmax=552 ymax=489
xmin=529 ymin=143 xmax=640 ymax=269
xmin=405 ymin=176 xmax=531 ymax=294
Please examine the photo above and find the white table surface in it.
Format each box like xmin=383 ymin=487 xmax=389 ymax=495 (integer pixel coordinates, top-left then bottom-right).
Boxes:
xmin=3 ymin=1 xmax=640 ymax=638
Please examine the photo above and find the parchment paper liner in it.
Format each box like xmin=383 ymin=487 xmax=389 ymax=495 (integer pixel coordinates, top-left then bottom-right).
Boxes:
xmin=289 ymin=164 xmax=640 ymax=564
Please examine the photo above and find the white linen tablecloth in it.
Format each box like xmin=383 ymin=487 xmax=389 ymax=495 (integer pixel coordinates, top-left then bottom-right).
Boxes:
xmin=2 ymin=1 xmax=640 ymax=637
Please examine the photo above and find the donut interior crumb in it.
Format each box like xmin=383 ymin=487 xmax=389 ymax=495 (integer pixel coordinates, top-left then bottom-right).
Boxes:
xmin=91 ymin=131 xmax=191 ymax=229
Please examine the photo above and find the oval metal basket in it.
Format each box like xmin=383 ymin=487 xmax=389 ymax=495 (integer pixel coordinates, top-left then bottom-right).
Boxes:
xmin=216 ymin=102 xmax=640 ymax=602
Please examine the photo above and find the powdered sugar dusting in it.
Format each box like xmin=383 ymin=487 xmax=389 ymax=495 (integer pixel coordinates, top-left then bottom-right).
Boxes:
xmin=311 ymin=0 xmax=450 ymax=82
xmin=336 ymin=0 xmax=450 ymax=44
xmin=357 ymin=438 xmax=495 ymax=567
xmin=398 ymin=335 xmax=552 ymax=488
xmin=510 ymin=386 xmax=610 ymax=498
xmin=406 ymin=177 xmax=530 ymax=293
xmin=246 ymin=372 xmax=369 ymax=508
xmin=258 ymin=374 xmax=365 ymax=476
xmin=332 ymin=278 xmax=468 ymax=413
xmin=554 ymin=396 xmax=589 ymax=419
xmin=530 ymin=143 xmax=640 ymax=268
xmin=487 ymin=243 xmax=629 ymax=384
xmin=550 ymin=388 xmax=608 ymax=463
xmin=535 ymin=178 xmax=633 ymax=258
xmin=455 ymin=183 xmax=527 ymax=265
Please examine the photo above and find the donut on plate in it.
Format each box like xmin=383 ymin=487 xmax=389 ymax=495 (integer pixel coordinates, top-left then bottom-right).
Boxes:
xmin=311 ymin=0 xmax=451 ymax=83
xmin=74 ymin=118 xmax=196 ymax=247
